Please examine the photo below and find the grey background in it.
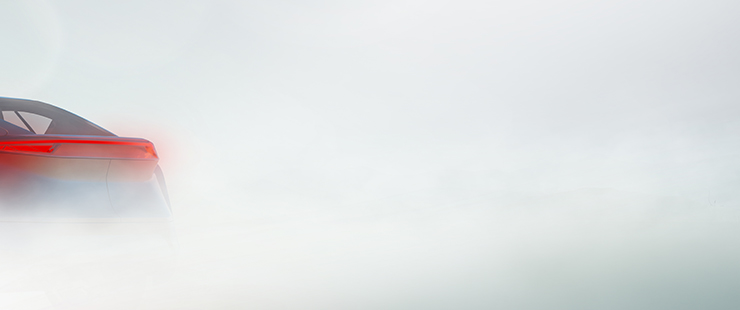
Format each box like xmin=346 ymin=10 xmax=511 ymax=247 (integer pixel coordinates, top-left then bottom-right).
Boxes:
xmin=1 ymin=0 xmax=740 ymax=309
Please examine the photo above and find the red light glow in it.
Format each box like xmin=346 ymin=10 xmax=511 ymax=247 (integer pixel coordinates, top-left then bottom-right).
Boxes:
xmin=0 ymin=137 xmax=157 ymax=159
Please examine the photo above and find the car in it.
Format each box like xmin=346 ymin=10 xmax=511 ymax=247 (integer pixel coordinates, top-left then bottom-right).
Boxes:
xmin=0 ymin=97 xmax=171 ymax=222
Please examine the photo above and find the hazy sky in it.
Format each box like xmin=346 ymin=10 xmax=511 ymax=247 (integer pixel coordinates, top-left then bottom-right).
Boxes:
xmin=2 ymin=0 xmax=740 ymax=309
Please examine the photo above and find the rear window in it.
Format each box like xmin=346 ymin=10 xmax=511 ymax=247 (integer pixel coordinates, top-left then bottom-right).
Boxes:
xmin=0 ymin=98 xmax=115 ymax=136
xmin=0 ymin=118 xmax=33 ymax=135
xmin=1 ymin=111 xmax=52 ymax=134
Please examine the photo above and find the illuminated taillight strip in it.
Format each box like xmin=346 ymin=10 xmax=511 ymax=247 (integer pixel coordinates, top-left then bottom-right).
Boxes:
xmin=0 ymin=139 xmax=151 ymax=146
xmin=0 ymin=139 xmax=157 ymax=158
xmin=0 ymin=144 xmax=55 ymax=153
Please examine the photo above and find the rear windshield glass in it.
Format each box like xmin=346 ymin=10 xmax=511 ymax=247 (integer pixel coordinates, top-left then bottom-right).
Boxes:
xmin=0 ymin=118 xmax=33 ymax=135
xmin=0 ymin=98 xmax=115 ymax=136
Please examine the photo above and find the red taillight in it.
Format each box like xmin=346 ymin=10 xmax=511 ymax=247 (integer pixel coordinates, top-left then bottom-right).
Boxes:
xmin=0 ymin=138 xmax=157 ymax=159
xmin=0 ymin=144 xmax=55 ymax=154
xmin=0 ymin=136 xmax=159 ymax=181
xmin=144 ymin=145 xmax=158 ymax=158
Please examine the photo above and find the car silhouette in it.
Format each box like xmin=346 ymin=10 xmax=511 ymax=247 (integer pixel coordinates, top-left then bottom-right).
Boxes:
xmin=0 ymin=97 xmax=171 ymax=222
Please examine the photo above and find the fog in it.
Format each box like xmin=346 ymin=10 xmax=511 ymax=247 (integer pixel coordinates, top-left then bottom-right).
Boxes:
xmin=2 ymin=0 xmax=740 ymax=309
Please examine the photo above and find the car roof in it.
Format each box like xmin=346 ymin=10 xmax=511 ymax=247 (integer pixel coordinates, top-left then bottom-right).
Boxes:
xmin=0 ymin=97 xmax=115 ymax=136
